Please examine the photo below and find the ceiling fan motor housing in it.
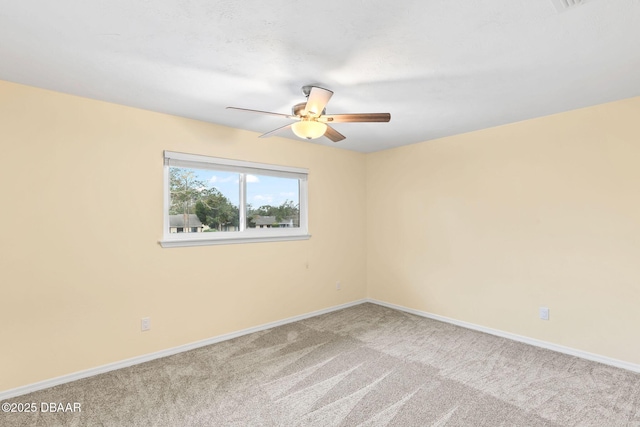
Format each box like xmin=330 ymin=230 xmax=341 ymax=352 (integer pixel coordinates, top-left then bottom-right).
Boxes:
xmin=292 ymin=102 xmax=325 ymax=117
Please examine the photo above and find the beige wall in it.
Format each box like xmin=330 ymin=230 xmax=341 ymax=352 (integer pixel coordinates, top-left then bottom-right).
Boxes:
xmin=0 ymin=80 xmax=367 ymax=392
xmin=367 ymin=96 xmax=640 ymax=364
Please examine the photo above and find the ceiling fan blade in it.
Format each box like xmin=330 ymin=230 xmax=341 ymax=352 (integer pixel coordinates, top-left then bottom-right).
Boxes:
xmin=305 ymin=87 xmax=333 ymax=117
xmin=324 ymin=125 xmax=346 ymax=143
xmin=321 ymin=113 xmax=391 ymax=123
xmin=258 ymin=123 xmax=293 ymax=138
xmin=226 ymin=107 xmax=295 ymax=119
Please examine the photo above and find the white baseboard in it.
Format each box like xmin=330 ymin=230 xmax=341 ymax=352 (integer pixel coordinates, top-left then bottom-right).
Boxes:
xmin=367 ymin=298 xmax=640 ymax=374
xmin=0 ymin=299 xmax=367 ymax=401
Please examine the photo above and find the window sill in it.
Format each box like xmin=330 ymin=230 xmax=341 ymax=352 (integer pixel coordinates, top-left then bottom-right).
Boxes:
xmin=159 ymin=233 xmax=311 ymax=248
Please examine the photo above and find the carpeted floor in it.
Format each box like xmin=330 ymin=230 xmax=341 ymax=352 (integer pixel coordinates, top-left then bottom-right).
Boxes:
xmin=2 ymin=303 xmax=640 ymax=426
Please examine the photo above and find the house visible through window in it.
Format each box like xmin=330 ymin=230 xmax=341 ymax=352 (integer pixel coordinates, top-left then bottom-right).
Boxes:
xmin=161 ymin=151 xmax=309 ymax=247
xmin=246 ymin=174 xmax=300 ymax=230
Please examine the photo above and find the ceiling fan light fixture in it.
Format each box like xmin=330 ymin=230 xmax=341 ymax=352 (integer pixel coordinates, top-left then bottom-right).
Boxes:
xmin=291 ymin=119 xmax=327 ymax=140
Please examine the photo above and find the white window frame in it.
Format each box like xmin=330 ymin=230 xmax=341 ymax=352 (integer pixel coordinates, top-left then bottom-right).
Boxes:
xmin=160 ymin=151 xmax=310 ymax=248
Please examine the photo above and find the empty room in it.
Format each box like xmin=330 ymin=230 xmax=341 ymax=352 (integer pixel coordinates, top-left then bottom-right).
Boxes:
xmin=1 ymin=1 xmax=639 ymax=426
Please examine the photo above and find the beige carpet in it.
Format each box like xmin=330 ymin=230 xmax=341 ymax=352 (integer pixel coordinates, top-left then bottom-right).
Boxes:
xmin=2 ymin=303 xmax=640 ymax=426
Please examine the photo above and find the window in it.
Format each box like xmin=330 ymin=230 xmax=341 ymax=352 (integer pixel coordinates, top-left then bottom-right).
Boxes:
xmin=160 ymin=151 xmax=309 ymax=247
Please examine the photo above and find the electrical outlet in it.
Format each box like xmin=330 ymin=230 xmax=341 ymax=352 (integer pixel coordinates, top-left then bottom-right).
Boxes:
xmin=539 ymin=307 xmax=550 ymax=321
xmin=141 ymin=317 xmax=151 ymax=331
xmin=336 ymin=281 xmax=341 ymax=291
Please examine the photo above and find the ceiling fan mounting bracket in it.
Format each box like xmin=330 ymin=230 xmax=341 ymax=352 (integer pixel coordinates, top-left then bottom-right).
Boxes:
xmin=301 ymin=85 xmax=314 ymax=98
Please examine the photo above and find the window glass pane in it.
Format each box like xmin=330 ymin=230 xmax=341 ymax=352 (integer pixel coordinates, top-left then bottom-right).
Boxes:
xmin=246 ymin=174 xmax=300 ymax=229
xmin=169 ymin=167 xmax=239 ymax=234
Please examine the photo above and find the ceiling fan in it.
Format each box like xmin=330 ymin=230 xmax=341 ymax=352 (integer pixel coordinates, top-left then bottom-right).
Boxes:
xmin=227 ymin=85 xmax=391 ymax=142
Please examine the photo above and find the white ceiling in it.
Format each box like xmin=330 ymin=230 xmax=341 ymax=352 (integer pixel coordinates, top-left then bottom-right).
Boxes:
xmin=1 ymin=0 xmax=639 ymax=153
